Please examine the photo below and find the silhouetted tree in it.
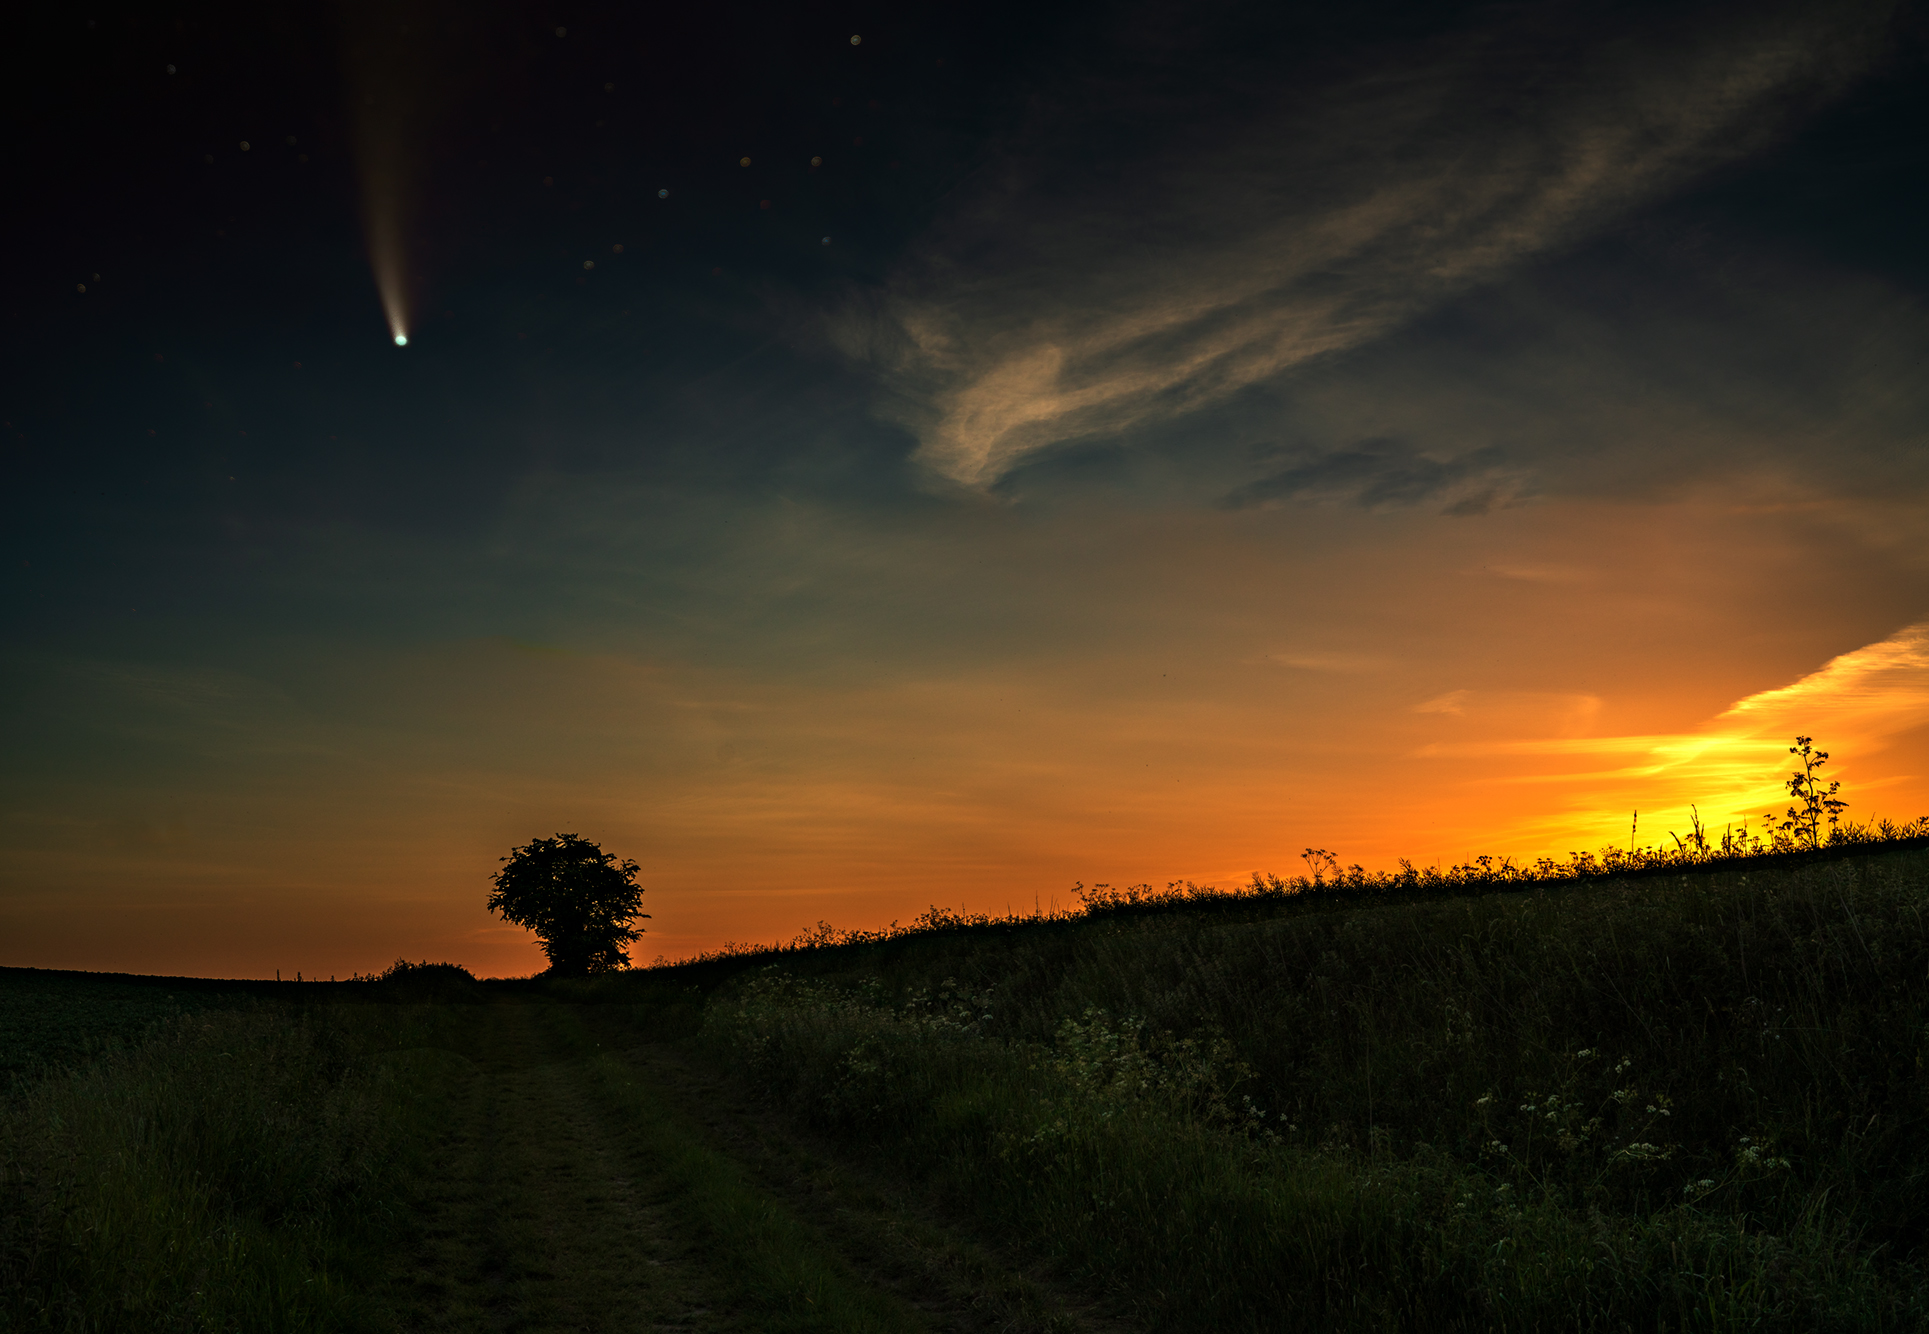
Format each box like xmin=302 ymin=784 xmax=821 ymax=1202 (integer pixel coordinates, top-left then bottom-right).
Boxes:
xmin=487 ymin=834 xmax=648 ymax=976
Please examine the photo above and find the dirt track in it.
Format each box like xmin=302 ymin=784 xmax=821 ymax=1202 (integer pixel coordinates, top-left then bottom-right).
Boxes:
xmin=381 ymin=1002 xmax=1107 ymax=1334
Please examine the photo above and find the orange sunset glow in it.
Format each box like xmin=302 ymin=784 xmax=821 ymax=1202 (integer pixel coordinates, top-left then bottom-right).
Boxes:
xmin=7 ymin=0 xmax=1929 ymax=981
xmin=7 ymin=489 xmax=1926 ymax=980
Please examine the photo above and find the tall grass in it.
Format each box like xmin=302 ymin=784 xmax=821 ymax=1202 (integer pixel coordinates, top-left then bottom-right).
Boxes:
xmin=659 ymin=816 xmax=1929 ymax=970
xmin=659 ymin=847 xmax=1929 ymax=1330
xmin=0 ymin=993 xmax=463 ymax=1332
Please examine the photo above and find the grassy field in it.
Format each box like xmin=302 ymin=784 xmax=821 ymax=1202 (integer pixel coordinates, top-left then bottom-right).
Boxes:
xmin=0 ymin=973 xmax=468 ymax=1331
xmin=0 ymin=968 xmax=258 ymax=1090
xmin=608 ymin=839 xmax=1929 ymax=1331
xmin=0 ymin=965 xmax=1086 ymax=1332
xmin=7 ymin=839 xmax=1929 ymax=1330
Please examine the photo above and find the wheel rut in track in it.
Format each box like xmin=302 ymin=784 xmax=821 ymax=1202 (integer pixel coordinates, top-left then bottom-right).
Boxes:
xmin=382 ymin=1001 xmax=1114 ymax=1334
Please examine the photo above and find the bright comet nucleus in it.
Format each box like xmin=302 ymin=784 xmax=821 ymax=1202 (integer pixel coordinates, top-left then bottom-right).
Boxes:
xmin=394 ymin=334 xmax=408 ymax=346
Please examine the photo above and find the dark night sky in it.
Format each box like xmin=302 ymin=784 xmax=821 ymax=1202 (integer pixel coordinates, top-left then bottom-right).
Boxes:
xmin=7 ymin=0 xmax=1929 ymax=977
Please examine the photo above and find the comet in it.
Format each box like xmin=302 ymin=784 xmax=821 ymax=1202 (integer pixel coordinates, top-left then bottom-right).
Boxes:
xmin=342 ymin=1 xmax=431 ymax=348
xmin=360 ymin=155 xmax=412 ymax=345
xmin=350 ymin=90 xmax=414 ymax=344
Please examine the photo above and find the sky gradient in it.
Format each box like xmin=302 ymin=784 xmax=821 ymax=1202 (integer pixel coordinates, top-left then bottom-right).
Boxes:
xmin=6 ymin=0 xmax=1929 ymax=978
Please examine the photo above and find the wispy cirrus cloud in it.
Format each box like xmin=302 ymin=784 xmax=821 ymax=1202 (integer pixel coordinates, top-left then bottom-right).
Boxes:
xmin=1219 ymin=440 xmax=1531 ymax=515
xmin=860 ymin=1 xmax=1897 ymax=490
xmin=1721 ymin=624 xmax=1929 ymax=729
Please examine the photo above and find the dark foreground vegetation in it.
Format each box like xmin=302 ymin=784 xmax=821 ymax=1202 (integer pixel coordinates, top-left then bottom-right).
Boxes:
xmin=8 ymin=831 xmax=1929 ymax=1330
xmin=0 ymin=964 xmax=469 ymax=1331
xmin=613 ymin=837 xmax=1929 ymax=1331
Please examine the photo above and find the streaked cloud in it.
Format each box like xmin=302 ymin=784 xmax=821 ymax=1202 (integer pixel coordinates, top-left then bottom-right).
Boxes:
xmin=1723 ymin=623 xmax=1929 ymax=726
xmin=1221 ymin=441 xmax=1531 ymax=516
xmin=1483 ymin=563 xmax=1593 ymax=585
xmin=864 ymin=1 xmax=1894 ymax=489
xmin=1415 ymin=690 xmax=1472 ymax=716
xmin=1269 ymin=650 xmax=1391 ymax=675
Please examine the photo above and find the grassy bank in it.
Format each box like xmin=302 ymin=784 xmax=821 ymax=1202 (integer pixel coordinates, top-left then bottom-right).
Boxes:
xmin=601 ymin=844 xmax=1929 ymax=1330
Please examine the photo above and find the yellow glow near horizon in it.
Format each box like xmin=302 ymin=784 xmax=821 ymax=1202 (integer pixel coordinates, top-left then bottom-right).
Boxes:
xmin=1434 ymin=621 xmax=1929 ymax=857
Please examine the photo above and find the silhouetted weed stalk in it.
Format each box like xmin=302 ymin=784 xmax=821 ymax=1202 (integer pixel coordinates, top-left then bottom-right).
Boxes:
xmin=657 ymin=739 xmax=1929 ymax=1330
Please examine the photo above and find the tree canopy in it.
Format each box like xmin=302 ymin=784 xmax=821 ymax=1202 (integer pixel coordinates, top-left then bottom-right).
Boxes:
xmin=487 ymin=834 xmax=648 ymax=977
